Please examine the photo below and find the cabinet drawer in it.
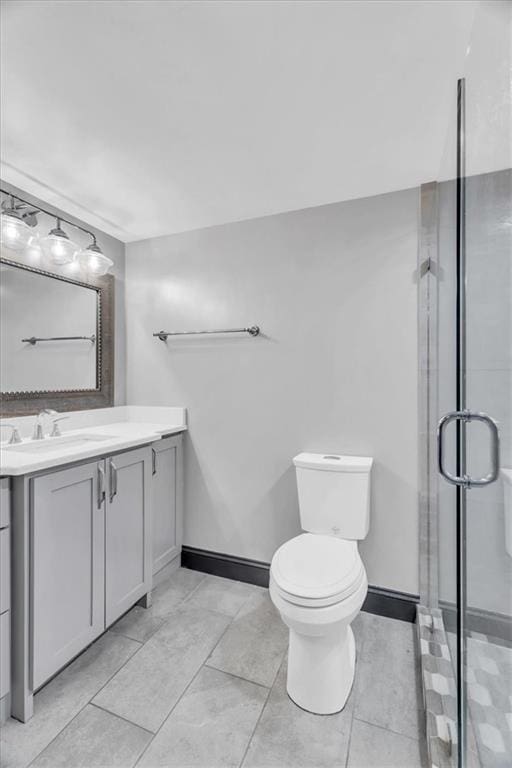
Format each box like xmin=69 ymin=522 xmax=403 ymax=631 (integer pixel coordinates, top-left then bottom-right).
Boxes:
xmin=0 ymin=611 xmax=9 ymax=699
xmin=0 ymin=529 xmax=9 ymax=614
xmin=0 ymin=478 xmax=10 ymax=528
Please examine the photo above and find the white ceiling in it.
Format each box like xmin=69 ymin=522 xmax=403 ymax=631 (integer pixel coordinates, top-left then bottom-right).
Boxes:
xmin=1 ymin=0 xmax=481 ymax=242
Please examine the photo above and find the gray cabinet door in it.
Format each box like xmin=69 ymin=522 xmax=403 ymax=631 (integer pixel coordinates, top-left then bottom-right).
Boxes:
xmin=0 ymin=611 xmax=9 ymax=699
xmin=105 ymin=446 xmax=151 ymax=626
xmin=31 ymin=461 xmax=105 ymax=689
xmin=151 ymin=435 xmax=183 ymax=577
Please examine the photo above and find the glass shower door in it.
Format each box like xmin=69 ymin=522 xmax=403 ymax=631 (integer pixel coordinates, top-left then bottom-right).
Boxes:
xmin=437 ymin=3 xmax=511 ymax=766
xmin=462 ymin=5 xmax=511 ymax=764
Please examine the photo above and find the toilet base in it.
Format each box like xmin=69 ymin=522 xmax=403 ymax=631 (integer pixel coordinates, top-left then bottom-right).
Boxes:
xmin=286 ymin=625 xmax=356 ymax=715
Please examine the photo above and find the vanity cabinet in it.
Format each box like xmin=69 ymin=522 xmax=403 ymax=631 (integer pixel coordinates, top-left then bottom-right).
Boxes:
xmin=151 ymin=435 xmax=183 ymax=579
xmin=11 ymin=444 xmax=152 ymax=721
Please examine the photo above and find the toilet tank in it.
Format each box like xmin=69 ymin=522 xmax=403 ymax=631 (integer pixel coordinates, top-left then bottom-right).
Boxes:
xmin=293 ymin=453 xmax=373 ymax=539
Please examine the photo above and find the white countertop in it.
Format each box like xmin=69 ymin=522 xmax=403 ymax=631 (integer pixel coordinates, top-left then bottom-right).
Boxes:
xmin=0 ymin=406 xmax=187 ymax=476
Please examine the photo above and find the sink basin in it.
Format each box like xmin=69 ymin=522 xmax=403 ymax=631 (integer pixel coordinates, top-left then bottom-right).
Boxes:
xmin=3 ymin=433 xmax=117 ymax=454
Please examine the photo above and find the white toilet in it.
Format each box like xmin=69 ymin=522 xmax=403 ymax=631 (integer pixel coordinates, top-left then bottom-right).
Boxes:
xmin=269 ymin=452 xmax=373 ymax=715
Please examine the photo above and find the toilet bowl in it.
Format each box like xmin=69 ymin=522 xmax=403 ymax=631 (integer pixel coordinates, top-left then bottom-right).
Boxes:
xmin=270 ymin=532 xmax=367 ymax=714
xmin=269 ymin=452 xmax=373 ymax=715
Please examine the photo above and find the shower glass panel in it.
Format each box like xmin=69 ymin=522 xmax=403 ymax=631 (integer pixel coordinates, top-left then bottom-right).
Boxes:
xmin=436 ymin=3 xmax=511 ymax=767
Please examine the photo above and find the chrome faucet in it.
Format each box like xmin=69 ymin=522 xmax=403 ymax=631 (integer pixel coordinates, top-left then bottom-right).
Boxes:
xmin=32 ymin=409 xmax=58 ymax=440
xmin=0 ymin=424 xmax=22 ymax=444
xmin=50 ymin=415 xmax=69 ymax=437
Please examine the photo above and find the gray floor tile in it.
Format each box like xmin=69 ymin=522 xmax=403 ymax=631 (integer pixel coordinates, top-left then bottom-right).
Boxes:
xmin=110 ymin=606 xmax=165 ymax=643
xmin=243 ymin=659 xmax=354 ymax=768
xmin=206 ymin=589 xmax=288 ymax=688
xmin=359 ymin=612 xmax=413 ymax=662
xmin=347 ymin=719 xmax=425 ymax=768
xmin=150 ymin=567 xmax=208 ymax=619
xmin=354 ymin=613 xmax=424 ymax=740
xmin=0 ymin=633 xmax=141 ymax=768
xmin=184 ymin=574 xmax=260 ymax=617
xmin=93 ymin=605 xmax=231 ymax=732
xmin=31 ymin=704 xmax=151 ymax=768
xmin=107 ymin=569 xmax=207 ymax=645
xmin=139 ymin=666 xmax=268 ymax=767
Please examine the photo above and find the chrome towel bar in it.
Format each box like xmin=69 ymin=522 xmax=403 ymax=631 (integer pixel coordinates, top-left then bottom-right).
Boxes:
xmin=22 ymin=334 xmax=96 ymax=345
xmin=154 ymin=326 xmax=260 ymax=341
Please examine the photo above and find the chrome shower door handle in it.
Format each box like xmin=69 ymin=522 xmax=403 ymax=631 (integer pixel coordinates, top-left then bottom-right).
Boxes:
xmin=109 ymin=460 xmax=118 ymax=502
xmin=438 ymin=410 xmax=500 ymax=489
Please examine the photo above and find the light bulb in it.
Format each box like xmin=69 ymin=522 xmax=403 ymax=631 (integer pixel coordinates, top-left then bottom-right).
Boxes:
xmin=0 ymin=211 xmax=32 ymax=252
xmin=25 ymin=233 xmax=44 ymax=264
xmin=63 ymin=259 xmax=80 ymax=275
xmin=41 ymin=221 xmax=78 ymax=265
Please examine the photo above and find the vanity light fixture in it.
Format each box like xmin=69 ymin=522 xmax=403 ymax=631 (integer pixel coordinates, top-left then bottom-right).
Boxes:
xmin=0 ymin=189 xmax=113 ymax=276
xmin=40 ymin=219 xmax=79 ymax=265
xmin=0 ymin=196 xmax=33 ymax=252
xmin=76 ymin=236 xmax=114 ymax=277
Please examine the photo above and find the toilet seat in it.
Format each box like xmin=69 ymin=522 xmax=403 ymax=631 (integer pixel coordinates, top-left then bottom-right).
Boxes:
xmin=270 ymin=533 xmax=365 ymax=608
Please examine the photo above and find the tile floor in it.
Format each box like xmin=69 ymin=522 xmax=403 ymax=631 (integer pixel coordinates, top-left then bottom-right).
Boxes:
xmin=0 ymin=568 xmax=428 ymax=768
xmin=447 ymin=630 xmax=512 ymax=768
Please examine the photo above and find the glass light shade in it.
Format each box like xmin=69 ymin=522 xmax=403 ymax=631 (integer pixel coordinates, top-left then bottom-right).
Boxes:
xmin=25 ymin=233 xmax=44 ymax=265
xmin=0 ymin=212 xmax=32 ymax=252
xmin=41 ymin=225 xmax=78 ymax=265
xmin=76 ymin=245 xmax=113 ymax=276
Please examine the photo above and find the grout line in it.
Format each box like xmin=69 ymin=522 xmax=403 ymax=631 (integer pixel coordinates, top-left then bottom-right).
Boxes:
xmin=24 ymin=634 xmax=144 ymax=768
xmin=352 ymin=716 xmax=424 ymax=743
xmin=109 ymin=617 xmax=165 ymax=645
xmin=86 ymin=639 xmax=144 ymax=705
xmin=133 ymin=595 xmax=239 ymax=767
xmin=202 ymin=664 xmax=272 ymax=691
xmin=237 ymin=665 xmax=276 ymax=768
xmin=25 ymin=705 xmax=91 ymax=768
xmin=89 ymin=702 xmax=155 ymax=736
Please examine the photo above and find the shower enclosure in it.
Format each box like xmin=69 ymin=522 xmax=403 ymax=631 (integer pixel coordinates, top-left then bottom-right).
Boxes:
xmin=419 ymin=3 xmax=511 ymax=767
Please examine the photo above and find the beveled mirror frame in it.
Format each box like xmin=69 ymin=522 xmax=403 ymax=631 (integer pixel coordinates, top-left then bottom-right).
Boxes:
xmin=0 ymin=256 xmax=114 ymax=416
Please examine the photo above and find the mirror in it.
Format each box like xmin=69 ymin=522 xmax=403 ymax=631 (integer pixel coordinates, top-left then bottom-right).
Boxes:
xmin=0 ymin=259 xmax=99 ymax=393
xmin=0 ymin=256 xmax=114 ymax=416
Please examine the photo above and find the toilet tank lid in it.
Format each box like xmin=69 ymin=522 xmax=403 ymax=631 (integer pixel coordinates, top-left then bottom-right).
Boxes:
xmin=293 ymin=452 xmax=373 ymax=473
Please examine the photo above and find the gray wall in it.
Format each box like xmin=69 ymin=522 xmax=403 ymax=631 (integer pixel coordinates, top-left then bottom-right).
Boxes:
xmin=126 ymin=188 xmax=420 ymax=595
xmin=0 ymin=180 xmax=127 ymax=404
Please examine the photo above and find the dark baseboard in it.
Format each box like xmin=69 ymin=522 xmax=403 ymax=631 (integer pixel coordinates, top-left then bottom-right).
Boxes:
xmin=363 ymin=586 xmax=418 ymax=623
xmin=181 ymin=546 xmax=270 ymax=588
xmin=181 ymin=546 xmax=419 ymax=623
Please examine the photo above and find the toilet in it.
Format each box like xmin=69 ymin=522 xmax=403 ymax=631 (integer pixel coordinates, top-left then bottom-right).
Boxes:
xmin=269 ymin=452 xmax=373 ymax=715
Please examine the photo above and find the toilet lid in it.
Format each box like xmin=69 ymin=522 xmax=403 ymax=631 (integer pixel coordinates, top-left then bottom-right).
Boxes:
xmin=271 ymin=533 xmax=364 ymax=602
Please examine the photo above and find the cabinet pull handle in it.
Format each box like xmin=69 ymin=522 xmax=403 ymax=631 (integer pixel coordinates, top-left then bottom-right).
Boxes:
xmin=152 ymin=448 xmax=157 ymax=476
xmin=98 ymin=463 xmax=105 ymax=508
xmin=109 ymin=460 xmax=118 ymax=503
